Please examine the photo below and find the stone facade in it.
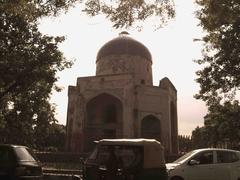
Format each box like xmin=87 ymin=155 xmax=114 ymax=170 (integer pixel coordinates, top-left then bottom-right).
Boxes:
xmin=66 ymin=35 xmax=178 ymax=155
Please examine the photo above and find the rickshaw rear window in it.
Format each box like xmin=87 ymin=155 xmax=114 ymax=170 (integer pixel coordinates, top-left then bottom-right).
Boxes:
xmin=97 ymin=145 xmax=143 ymax=169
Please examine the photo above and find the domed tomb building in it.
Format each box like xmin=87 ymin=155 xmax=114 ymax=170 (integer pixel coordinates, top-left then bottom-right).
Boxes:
xmin=66 ymin=34 xmax=178 ymax=155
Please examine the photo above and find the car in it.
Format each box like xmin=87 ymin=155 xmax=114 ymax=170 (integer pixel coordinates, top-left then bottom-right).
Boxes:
xmin=0 ymin=144 xmax=43 ymax=180
xmin=166 ymin=148 xmax=240 ymax=180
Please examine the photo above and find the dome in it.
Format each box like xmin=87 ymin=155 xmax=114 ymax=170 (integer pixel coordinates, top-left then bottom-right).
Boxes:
xmin=96 ymin=35 xmax=152 ymax=62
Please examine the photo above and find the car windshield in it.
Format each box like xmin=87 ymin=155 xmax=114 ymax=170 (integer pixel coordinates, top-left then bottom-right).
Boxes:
xmin=14 ymin=147 xmax=37 ymax=161
xmin=174 ymin=150 xmax=197 ymax=163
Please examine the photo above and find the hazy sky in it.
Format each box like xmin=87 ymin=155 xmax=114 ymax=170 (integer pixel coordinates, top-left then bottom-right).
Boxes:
xmin=39 ymin=0 xmax=208 ymax=135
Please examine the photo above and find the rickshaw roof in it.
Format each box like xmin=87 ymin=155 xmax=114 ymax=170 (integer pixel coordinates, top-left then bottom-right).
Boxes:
xmin=96 ymin=138 xmax=163 ymax=149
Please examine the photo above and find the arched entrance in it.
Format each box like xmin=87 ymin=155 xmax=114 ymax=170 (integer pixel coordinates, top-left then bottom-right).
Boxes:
xmin=84 ymin=93 xmax=123 ymax=152
xmin=141 ymin=115 xmax=161 ymax=142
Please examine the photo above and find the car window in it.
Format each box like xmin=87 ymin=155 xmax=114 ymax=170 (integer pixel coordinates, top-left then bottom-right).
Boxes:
xmin=14 ymin=147 xmax=37 ymax=161
xmin=0 ymin=147 xmax=15 ymax=163
xmin=174 ymin=150 xmax=197 ymax=163
xmin=217 ymin=151 xmax=239 ymax=163
xmin=192 ymin=151 xmax=213 ymax=165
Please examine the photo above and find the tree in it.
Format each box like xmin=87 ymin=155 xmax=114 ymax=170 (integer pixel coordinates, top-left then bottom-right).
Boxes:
xmin=191 ymin=101 xmax=240 ymax=149
xmin=0 ymin=7 xmax=71 ymax=147
xmin=83 ymin=0 xmax=175 ymax=29
xmin=191 ymin=126 xmax=209 ymax=149
xmin=204 ymin=101 xmax=240 ymax=147
xmin=194 ymin=0 xmax=240 ymax=104
xmin=0 ymin=13 xmax=71 ymax=100
xmin=44 ymin=123 xmax=66 ymax=151
xmin=0 ymin=0 xmax=81 ymax=22
xmin=178 ymin=135 xmax=192 ymax=152
xmin=0 ymin=0 xmax=175 ymax=28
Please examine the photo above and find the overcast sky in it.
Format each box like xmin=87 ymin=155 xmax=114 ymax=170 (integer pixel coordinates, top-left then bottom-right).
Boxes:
xmin=38 ymin=0 xmax=208 ymax=135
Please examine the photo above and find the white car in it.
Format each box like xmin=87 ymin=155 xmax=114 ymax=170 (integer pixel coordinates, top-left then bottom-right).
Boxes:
xmin=167 ymin=148 xmax=240 ymax=180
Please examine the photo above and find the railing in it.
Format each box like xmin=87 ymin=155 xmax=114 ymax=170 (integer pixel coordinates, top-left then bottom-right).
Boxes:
xmin=35 ymin=152 xmax=85 ymax=177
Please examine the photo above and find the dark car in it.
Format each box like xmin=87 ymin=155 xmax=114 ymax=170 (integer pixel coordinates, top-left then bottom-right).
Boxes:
xmin=0 ymin=144 xmax=43 ymax=180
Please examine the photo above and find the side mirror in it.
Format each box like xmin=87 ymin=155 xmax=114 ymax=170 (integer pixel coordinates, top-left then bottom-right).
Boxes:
xmin=188 ymin=159 xmax=200 ymax=166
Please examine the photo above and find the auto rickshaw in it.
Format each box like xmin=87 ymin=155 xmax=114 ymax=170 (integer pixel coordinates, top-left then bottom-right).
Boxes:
xmin=82 ymin=139 xmax=168 ymax=180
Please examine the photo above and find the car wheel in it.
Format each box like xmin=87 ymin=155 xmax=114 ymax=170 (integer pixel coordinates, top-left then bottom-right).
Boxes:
xmin=171 ymin=176 xmax=184 ymax=180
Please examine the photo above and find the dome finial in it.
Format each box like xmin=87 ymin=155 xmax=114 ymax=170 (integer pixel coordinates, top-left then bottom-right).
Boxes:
xmin=119 ymin=31 xmax=129 ymax=36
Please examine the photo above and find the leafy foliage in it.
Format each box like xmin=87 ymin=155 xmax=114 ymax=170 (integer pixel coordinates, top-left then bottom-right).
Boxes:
xmin=0 ymin=0 xmax=81 ymax=21
xmin=0 ymin=11 xmax=71 ymax=100
xmin=34 ymin=123 xmax=66 ymax=151
xmin=83 ymin=0 xmax=175 ymax=29
xmin=0 ymin=6 xmax=71 ymax=148
xmin=194 ymin=0 xmax=240 ymax=104
xmin=191 ymin=126 xmax=210 ymax=149
xmin=191 ymin=101 xmax=240 ymax=149
xmin=0 ymin=0 xmax=175 ymax=29
xmin=178 ymin=135 xmax=192 ymax=153
xmin=204 ymin=100 xmax=240 ymax=146
xmin=45 ymin=123 xmax=66 ymax=151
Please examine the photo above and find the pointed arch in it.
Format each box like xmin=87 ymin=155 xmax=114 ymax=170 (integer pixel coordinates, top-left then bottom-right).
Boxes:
xmin=141 ymin=115 xmax=161 ymax=142
xmin=84 ymin=93 xmax=123 ymax=152
xmin=86 ymin=93 xmax=122 ymax=124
